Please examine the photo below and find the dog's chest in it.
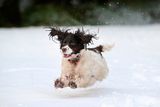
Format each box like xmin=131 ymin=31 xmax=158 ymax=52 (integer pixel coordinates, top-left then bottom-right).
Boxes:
xmin=61 ymin=58 xmax=80 ymax=74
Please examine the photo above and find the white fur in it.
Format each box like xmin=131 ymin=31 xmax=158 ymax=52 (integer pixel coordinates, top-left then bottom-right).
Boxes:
xmin=59 ymin=44 xmax=112 ymax=88
xmin=62 ymin=45 xmax=73 ymax=55
xmin=102 ymin=43 xmax=115 ymax=52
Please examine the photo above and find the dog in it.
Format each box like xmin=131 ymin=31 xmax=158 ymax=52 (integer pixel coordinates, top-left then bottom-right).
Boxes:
xmin=48 ymin=27 xmax=113 ymax=88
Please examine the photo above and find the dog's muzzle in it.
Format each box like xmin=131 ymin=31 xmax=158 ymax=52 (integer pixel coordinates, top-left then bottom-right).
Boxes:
xmin=67 ymin=53 xmax=81 ymax=64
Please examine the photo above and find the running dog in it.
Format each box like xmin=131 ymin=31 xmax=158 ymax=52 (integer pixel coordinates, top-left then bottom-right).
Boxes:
xmin=48 ymin=27 xmax=113 ymax=88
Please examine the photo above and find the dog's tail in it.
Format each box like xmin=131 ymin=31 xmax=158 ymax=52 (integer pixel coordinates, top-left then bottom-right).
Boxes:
xmin=101 ymin=43 xmax=114 ymax=52
xmin=88 ymin=43 xmax=114 ymax=53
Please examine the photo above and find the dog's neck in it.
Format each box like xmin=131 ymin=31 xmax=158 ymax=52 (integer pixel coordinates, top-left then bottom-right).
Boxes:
xmin=67 ymin=53 xmax=80 ymax=65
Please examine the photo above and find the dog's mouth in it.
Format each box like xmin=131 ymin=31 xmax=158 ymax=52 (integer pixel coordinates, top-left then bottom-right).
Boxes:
xmin=63 ymin=54 xmax=72 ymax=58
xmin=63 ymin=53 xmax=80 ymax=59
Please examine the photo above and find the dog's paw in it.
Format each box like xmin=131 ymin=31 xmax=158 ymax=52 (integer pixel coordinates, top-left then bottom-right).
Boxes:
xmin=68 ymin=81 xmax=77 ymax=89
xmin=54 ymin=79 xmax=64 ymax=88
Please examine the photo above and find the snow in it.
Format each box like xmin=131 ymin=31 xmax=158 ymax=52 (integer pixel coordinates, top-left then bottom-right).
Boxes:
xmin=0 ymin=25 xmax=160 ymax=107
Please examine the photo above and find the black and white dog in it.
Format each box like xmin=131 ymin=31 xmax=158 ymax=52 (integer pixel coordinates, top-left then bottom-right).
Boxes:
xmin=48 ymin=27 xmax=113 ymax=88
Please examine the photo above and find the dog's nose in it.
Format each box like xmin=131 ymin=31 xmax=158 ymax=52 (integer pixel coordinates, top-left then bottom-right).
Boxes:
xmin=62 ymin=48 xmax=67 ymax=52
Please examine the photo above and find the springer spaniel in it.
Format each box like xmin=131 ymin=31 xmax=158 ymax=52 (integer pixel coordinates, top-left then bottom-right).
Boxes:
xmin=48 ymin=27 xmax=113 ymax=89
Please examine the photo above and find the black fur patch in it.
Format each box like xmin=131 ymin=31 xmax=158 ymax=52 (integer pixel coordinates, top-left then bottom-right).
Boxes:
xmin=48 ymin=27 xmax=97 ymax=46
xmin=88 ymin=45 xmax=103 ymax=56
xmin=48 ymin=27 xmax=97 ymax=54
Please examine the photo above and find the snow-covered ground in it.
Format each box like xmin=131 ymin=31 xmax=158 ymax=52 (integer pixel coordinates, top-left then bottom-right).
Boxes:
xmin=0 ymin=25 xmax=160 ymax=107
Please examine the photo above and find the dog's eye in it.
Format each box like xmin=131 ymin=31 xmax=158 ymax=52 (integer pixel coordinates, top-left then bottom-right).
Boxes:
xmin=63 ymin=41 xmax=67 ymax=45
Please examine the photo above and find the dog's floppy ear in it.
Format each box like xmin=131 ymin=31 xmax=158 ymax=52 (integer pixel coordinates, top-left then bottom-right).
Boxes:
xmin=48 ymin=27 xmax=70 ymax=42
xmin=75 ymin=29 xmax=96 ymax=45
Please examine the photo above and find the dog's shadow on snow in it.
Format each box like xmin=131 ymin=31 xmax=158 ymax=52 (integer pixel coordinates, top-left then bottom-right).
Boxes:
xmin=53 ymin=87 xmax=159 ymax=98
xmin=53 ymin=87 xmax=108 ymax=98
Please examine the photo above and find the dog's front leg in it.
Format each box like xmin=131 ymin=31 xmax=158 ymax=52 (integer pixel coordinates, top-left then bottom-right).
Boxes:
xmin=62 ymin=74 xmax=77 ymax=89
xmin=54 ymin=74 xmax=72 ymax=88
xmin=54 ymin=78 xmax=65 ymax=88
xmin=54 ymin=73 xmax=78 ymax=88
xmin=67 ymin=75 xmax=77 ymax=89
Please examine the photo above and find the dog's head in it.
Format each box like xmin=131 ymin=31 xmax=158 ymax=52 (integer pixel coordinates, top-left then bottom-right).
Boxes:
xmin=48 ymin=27 xmax=96 ymax=58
